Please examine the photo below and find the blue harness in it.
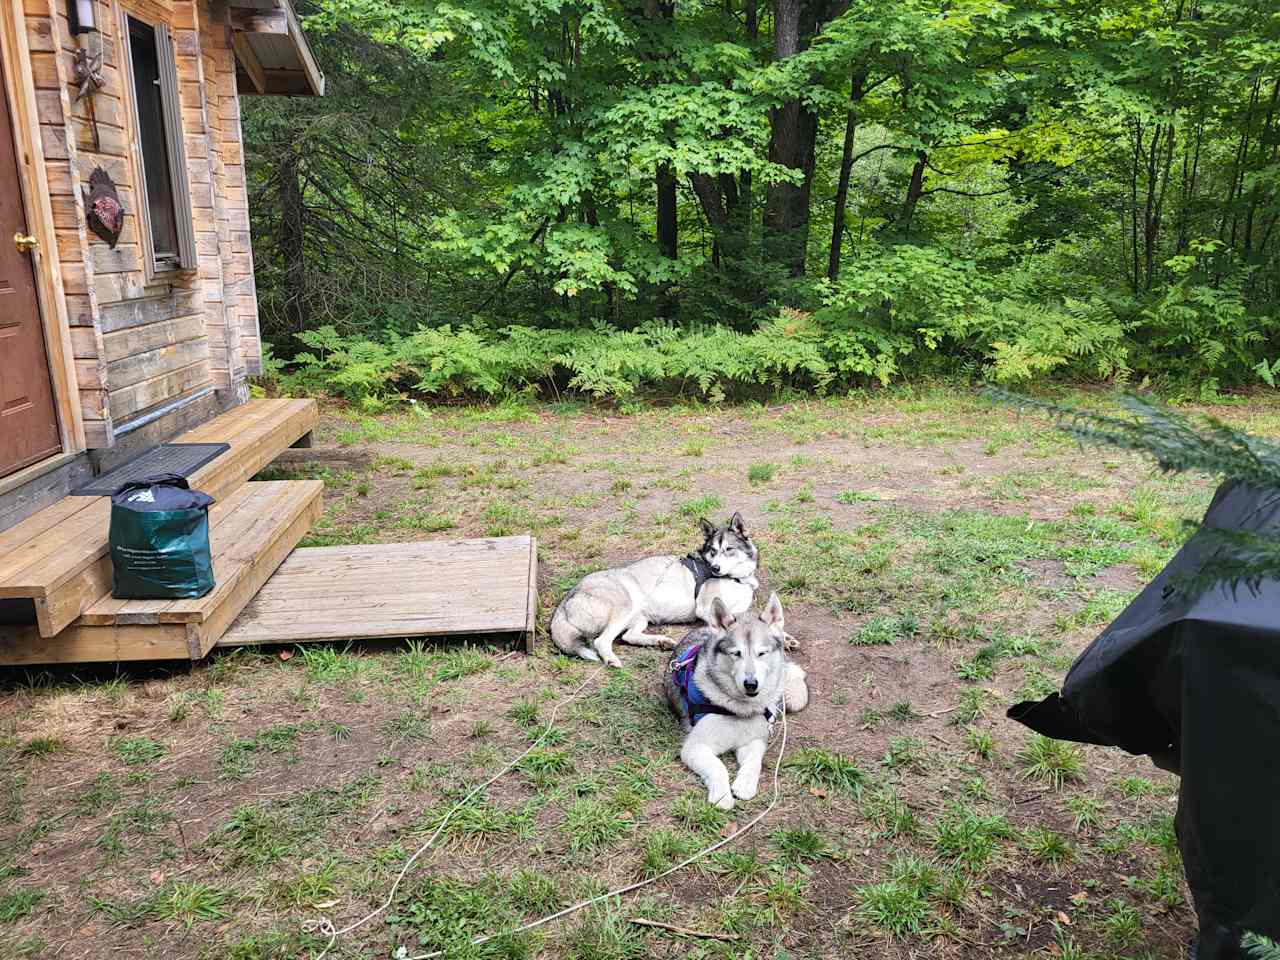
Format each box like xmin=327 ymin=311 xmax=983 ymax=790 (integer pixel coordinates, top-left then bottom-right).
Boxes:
xmin=671 ymin=645 xmax=776 ymax=726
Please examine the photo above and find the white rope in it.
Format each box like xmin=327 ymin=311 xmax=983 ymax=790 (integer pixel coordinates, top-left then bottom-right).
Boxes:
xmin=398 ymin=696 xmax=790 ymax=960
xmin=310 ymin=667 xmax=602 ymax=959
xmin=310 ymin=671 xmax=792 ymax=960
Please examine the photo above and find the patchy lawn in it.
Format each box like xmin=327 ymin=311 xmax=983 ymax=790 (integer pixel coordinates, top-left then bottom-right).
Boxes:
xmin=6 ymin=386 xmax=1275 ymax=959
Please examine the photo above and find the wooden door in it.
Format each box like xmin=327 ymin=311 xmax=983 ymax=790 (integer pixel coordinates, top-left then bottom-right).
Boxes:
xmin=0 ymin=50 xmax=61 ymax=477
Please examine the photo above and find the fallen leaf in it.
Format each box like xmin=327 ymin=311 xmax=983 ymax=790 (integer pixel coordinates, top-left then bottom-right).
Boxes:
xmin=720 ymin=822 xmax=739 ymax=838
xmin=1056 ymin=911 xmax=1071 ymax=925
xmin=808 ymin=786 xmax=828 ymax=799
xmin=278 ymin=649 xmax=294 ymax=661
xmin=315 ymin=899 xmax=339 ymax=910
xmin=150 ymin=870 xmax=165 ymax=886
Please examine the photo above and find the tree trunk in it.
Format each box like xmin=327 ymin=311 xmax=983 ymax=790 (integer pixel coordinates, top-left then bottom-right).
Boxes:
xmin=763 ymin=0 xmax=823 ymax=277
xmin=656 ymin=161 xmax=678 ymax=316
xmin=279 ymin=146 xmax=308 ymax=333
xmin=898 ymin=154 xmax=927 ymax=240
xmin=656 ymin=162 xmax=678 ymax=261
xmin=1243 ymin=78 xmax=1280 ymax=258
xmin=828 ymin=70 xmax=864 ymax=280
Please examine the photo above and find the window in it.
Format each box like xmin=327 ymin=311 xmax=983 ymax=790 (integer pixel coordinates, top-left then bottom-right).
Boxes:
xmin=121 ymin=13 xmax=196 ymax=273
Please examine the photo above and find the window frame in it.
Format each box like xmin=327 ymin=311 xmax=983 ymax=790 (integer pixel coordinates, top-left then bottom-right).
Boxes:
xmin=116 ymin=5 xmax=197 ymax=278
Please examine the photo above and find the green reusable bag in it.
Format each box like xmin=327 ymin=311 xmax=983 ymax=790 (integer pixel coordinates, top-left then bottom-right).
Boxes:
xmin=109 ymin=473 xmax=216 ymax=600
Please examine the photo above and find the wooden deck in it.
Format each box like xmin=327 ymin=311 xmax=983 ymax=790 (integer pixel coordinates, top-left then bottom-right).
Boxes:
xmin=0 ymin=399 xmax=317 ymax=637
xmin=0 ymin=480 xmax=323 ymax=665
xmin=219 ymin=536 xmax=539 ymax=652
xmin=0 ymin=397 xmax=542 ymax=666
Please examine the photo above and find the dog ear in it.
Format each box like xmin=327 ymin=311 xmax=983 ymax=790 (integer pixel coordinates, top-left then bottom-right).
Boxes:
xmin=729 ymin=512 xmax=747 ymax=535
xmin=698 ymin=517 xmax=716 ymax=539
xmin=761 ymin=592 xmax=785 ymax=631
xmin=711 ymin=597 xmax=737 ymax=631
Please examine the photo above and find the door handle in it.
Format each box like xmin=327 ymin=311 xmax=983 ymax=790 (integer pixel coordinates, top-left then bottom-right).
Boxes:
xmin=14 ymin=233 xmax=39 ymax=254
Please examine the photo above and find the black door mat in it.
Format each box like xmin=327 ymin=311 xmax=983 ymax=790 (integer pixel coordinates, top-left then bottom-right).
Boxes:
xmin=72 ymin=443 xmax=230 ymax=496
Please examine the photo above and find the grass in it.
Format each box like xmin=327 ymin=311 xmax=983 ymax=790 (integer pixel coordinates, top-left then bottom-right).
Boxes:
xmin=1023 ymin=826 xmax=1075 ymax=867
xmin=150 ymin=882 xmax=231 ymax=928
xmin=784 ymin=748 xmax=868 ymax=797
xmin=0 ymin=889 xmax=43 ymax=923
xmin=855 ymin=856 xmax=938 ymax=939
xmin=16 ymin=738 xmax=60 ymax=759
xmin=0 ymin=390 xmax=1212 ymax=959
xmin=1102 ymin=898 xmax=1144 ymax=948
xmin=932 ymin=803 xmax=1014 ymax=872
xmin=851 ymin=614 xmax=917 ymax=646
xmin=770 ymin=826 xmax=832 ymax=865
xmin=563 ymin=798 xmax=629 ymax=853
xmin=881 ymin=736 xmax=924 ymax=770
xmin=1065 ymin=794 xmax=1106 ymax=832
xmin=964 ymin=725 xmax=995 ymax=759
xmin=1020 ymin=734 xmax=1086 ymax=789
xmin=109 ymin=737 xmax=166 ymax=766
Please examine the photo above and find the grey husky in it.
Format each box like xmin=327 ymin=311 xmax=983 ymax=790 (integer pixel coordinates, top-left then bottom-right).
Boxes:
xmin=549 ymin=514 xmax=760 ymax=667
xmin=664 ymin=594 xmax=809 ymax=809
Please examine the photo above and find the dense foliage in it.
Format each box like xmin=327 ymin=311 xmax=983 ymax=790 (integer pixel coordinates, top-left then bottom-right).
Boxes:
xmin=245 ymin=0 xmax=1280 ymax=403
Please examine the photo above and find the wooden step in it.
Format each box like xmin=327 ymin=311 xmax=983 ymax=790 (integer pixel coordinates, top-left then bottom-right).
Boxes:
xmin=0 ymin=480 xmax=323 ymax=665
xmin=219 ymin=536 xmax=538 ymax=653
xmin=0 ymin=398 xmax=317 ymax=638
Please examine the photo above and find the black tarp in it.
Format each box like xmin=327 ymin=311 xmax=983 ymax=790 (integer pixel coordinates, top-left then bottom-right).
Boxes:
xmin=1008 ymin=480 xmax=1280 ymax=948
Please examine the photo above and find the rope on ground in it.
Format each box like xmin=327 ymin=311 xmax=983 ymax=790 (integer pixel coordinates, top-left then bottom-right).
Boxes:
xmin=309 ymin=668 xmax=792 ymax=960
xmin=309 ymin=667 xmax=602 ymax=960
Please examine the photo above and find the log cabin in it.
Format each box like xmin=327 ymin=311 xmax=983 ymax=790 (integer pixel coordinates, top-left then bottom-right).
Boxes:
xmin=0 ymin=0 xmax=322 ymax=531
xmin=0 ymin=0 xmax=336 ymax=663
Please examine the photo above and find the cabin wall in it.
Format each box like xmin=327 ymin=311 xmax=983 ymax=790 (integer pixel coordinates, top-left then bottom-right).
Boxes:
xmin=27 ymin=0 xmax=261 ymax=447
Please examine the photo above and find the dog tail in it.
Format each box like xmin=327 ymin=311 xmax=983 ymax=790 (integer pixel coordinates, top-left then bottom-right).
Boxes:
xmin=784 ymin=663 xmax=810 ymax=714
xmin=550 ymin=589 xmax=600 ymax=662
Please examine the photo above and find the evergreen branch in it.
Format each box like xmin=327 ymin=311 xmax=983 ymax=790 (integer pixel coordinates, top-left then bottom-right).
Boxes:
xmin=982 ymin=388 xmax=1280 ymax=489
xmin=985 ymin=388 xmax=1280 ymax=596
xmin=1244 ymin=932 xmax=1280 ymax=960
xmin=1177 ymin=527 xmax=1280 ymax=598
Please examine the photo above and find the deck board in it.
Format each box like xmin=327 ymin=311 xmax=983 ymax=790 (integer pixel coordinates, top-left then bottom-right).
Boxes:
xmin=0 ymin=398 xmax=317 ymax=637
xmin=219 ymin=537 xmax=538 ymax=651
xmin=0 ymin=480 xmax=324 ymax=665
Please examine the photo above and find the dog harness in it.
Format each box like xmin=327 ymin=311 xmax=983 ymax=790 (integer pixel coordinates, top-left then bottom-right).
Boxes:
xmin=670 ymin=644 xmax=777 ymax=726
xmin=679 ymin=553 xmax=717 ymax=597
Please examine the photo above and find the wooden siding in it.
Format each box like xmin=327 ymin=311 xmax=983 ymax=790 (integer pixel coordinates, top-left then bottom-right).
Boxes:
xmin=23 ymin=0 xmax=262 ymax=444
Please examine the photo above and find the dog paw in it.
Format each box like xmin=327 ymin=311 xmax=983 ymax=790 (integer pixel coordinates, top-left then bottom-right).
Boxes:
xmin=658 ymin=635 xmax=678 ymax=650
xmin=732 ymin=780 xmax=759 ymax=802
xmin=605 ymin=656 xmax=624 ymax=668
xmin=710 ymin=791 xmax=736 ymax=811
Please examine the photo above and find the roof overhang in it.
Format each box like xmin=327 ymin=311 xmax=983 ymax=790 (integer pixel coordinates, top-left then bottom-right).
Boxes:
xmin=228 ymin=0 xmax=325 ymax=97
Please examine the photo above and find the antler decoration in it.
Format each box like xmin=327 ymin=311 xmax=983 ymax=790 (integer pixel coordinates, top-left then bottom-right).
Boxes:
xmin=72 ymin=47 xmax=105 ymax=103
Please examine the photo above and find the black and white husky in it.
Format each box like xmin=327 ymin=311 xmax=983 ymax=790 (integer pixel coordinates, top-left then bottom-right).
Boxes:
xmin=549 ymin=514 xmax=760 ymax=667
xmin=663 ymin=594 xmax=809 ymax=809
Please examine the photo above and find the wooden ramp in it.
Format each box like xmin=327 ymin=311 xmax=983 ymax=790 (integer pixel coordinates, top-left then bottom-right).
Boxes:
xmin=220 ymin=536 xmax=538 ymax=653
xmin=0 ymin=399 xmax=317 ymax=638
xmin=0 ymin=481 xmax=323 ymax=665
